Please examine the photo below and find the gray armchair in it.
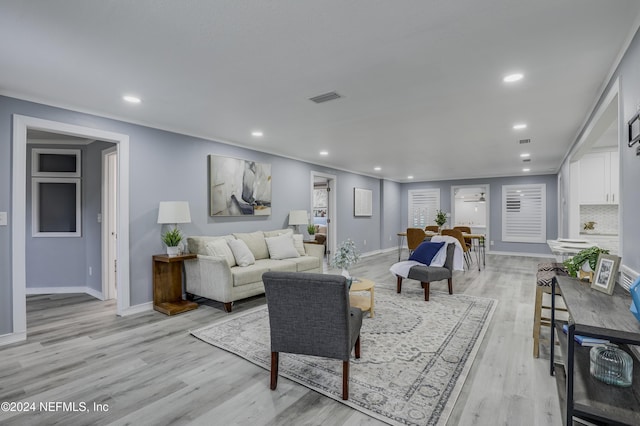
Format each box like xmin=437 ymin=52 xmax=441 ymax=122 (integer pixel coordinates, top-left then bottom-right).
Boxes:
xmin=396 ymin=243 xmax=455 ymax=301
xmin=262 ymin=271 xmax=363 ymax=400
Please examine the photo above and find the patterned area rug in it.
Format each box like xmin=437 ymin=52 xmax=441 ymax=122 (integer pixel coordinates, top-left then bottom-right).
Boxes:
xmin=191 ymin=287 xmax=496 ymax=426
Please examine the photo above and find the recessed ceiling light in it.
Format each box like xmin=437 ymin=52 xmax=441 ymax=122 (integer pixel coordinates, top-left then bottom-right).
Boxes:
xmin=522 ymin=168 xmax=530 ymax=172
xmin=407 ymin=175 xmax=414 ymax=179
xmin=374 ymin=166 xmax=381 ymax=171
xmin=513 ymin=123 xmax=527 ymax=130
xmin=123 ymin=95 xmax=141 ymax=103
xmin=503 ymin=73 xmax=524 ymax=83
xmin=319 ymin=150 xmax=329 ymax=156
xmin=520 ymin=153 xmax=530 ymax=158
xmin=251 ymin=131 xmax=263 ymax=137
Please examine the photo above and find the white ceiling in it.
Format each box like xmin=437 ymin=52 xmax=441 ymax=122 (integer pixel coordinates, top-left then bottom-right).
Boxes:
xmin=1 ymin=1 xmax=639 ymax=182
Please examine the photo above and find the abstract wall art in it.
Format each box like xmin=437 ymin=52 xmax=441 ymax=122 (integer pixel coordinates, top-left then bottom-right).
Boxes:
xmin=209 ymin=155 xmax=272 ymax=216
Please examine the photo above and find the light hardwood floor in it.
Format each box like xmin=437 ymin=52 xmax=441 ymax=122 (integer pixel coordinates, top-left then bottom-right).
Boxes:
xmin=0 ymin=251 xmax=561 ymax=425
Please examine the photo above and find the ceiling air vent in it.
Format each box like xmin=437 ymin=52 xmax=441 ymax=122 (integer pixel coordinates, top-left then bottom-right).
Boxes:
xmin=309 ymin=91 xmax=342 ymax=104
xmin=519 ymin=139 xmax=531 ymax=144
xmin=522 ymin=158 xmax=531 ymax=163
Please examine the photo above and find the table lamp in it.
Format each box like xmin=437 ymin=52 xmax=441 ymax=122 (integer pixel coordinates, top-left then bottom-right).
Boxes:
xmin=157 ymin=201 xmax=191 ymax=255
xmin=288 ymin=210 xmax=308 ymax=234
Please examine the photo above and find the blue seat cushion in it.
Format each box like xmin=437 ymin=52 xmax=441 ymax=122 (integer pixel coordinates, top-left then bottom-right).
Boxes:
xmin=409 ymin=241 xmax=445 ymax=265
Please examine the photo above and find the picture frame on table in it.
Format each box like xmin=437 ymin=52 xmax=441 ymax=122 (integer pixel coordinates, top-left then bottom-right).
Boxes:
xmin=591 ymin=253 xmax=621 ymax=295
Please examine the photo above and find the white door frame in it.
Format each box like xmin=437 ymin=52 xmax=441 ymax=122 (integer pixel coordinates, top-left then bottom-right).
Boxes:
xmin=450 ymin=184 xmax=490 ymax=251
xmin=102 ymin=147 xmax=118 ymax=300
xmin=12 ymin=115 xmax=130 ymax=341
xmin=310 ymin=171 xmax=337 ymax=259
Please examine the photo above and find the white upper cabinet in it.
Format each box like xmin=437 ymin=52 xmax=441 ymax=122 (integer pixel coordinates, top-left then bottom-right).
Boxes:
xmin=579 ymin=151 xmax=619 ymax=204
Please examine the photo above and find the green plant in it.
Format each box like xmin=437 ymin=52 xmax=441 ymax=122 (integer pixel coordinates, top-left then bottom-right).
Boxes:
xmin=307 ymin=224 xmax=316 ymax=235
xmin=331 ymin=239 xmax=360 ymax=270
xmin=563 ymin=246 xmax=610 ymax=277
xmin=161 ymin=227 xmax=183 ymax=247
xmin=434 ymin=210 xmax=447 ymax=227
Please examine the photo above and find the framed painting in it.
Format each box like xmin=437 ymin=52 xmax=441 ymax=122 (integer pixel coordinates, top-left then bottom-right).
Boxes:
xmin=208 ymin=155 xmax=272 ymax=216
xmin=354 ymin=187 xmax=372 ymax=217
xmin=591 ymin=253 xmax=621 ymax=295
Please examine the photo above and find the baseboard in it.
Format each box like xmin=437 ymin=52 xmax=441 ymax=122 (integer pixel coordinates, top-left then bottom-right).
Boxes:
xmin=0 ymin=331 xmax=27 ymax=347
xmin=26 ymin=286 xmax=104 ymax=300
xmin=118 ymin=302 xmax=153 ymax=317
xmin=488 ymin=250 xmax=555 ymax=258
xmin=361 ymin=249 xmax=383 ymax=258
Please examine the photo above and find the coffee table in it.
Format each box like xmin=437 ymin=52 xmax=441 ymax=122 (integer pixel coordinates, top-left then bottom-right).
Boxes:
xmin=349 ymin=278 xmax=375 ymax=318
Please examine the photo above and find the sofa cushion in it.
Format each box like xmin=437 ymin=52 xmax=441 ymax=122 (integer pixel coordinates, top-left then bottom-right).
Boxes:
xmin=233 ymin=231 xmax=269 ymax=260
xmin=187 ymin=235 xmax=234 ymax=256
xmin=281 ymin=255 xmax=321 ymax=272
xmin=263 ymin=228 xmax=293 ymax=238
xmin=292 ymin=234 xmax=306 ymax=256
xmin=228 ymin=239 xmax=256 ymax=267
xmin=265 ymin=234 xmax=300 ymax=260
xmin=232 ymin=261 xmax=271 ymax=286
xmin=264 ymin=259 xmax=298 ymax=273
xmin=205 ymin=240 xmax=236 ymax=267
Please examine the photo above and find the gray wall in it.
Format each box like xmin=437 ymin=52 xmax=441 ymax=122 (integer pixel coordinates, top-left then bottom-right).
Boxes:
xmin=401 ymin=174 xmax=559 ymax=254
xmin=380 ymin=179 xmax=402 ymax=250
xmin=560 ymin=26 xmax=640 ymax=274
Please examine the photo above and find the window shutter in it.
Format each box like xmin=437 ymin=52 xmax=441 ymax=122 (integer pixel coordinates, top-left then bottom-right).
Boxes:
xmin=502 ymin=184 xmax=546 ymax=243
xmin=408 ymin=189 xmax=440 ymax=228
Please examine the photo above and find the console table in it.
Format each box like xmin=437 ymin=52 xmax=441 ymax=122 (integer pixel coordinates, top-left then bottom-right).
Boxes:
xmin=153 ymin=253 xmax=198 ymax=315
xmin=551 ymin=275 xmax=640 ymax=425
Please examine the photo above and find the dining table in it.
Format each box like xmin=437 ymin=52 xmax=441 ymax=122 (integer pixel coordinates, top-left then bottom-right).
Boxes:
xmin=396 ymin=230 xmax=485 ymax=270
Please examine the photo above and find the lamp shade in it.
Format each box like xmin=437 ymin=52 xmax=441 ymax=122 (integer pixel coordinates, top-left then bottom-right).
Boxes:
xmin=288 ymin=210 xmax=308 ymax=226
xmin=157 ymin=201 xmax=191 ymax=224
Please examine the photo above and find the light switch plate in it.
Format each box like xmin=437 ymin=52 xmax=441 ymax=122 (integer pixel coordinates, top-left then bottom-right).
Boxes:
xmin=0 ymin=212 xmax=7 ymax=226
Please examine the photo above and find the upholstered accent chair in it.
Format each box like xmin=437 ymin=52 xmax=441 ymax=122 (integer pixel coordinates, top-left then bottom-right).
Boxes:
xmin=396 ymin=243 xmax=455 ymax=301
xmin=406 ymin=228 xmax=428 ymax=256
xmin=262 ymin=271 xmax=363 ymax=400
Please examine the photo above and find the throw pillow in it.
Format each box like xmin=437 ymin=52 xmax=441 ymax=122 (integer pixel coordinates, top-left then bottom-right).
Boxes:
xmin=205 ymin=240 xmax=237 ymax=267
xmin=227 ymin=239 xmax=256 ymax=267
xmin=233 ymin=231 xmax=269 ymax=260
xmin=265 ymin=234 xmax=300 ymax=260
xmin=291 ymin=234 xmax=306 ymax=256
xmin=409 ymin=241 xmax=445 ymax=265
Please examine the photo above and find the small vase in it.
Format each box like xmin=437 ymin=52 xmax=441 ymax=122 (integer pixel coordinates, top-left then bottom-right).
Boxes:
xmin=341 ymin=268 xmax=351 ymax=279
xmin=590 ymin=343 xmax=633 ymax=387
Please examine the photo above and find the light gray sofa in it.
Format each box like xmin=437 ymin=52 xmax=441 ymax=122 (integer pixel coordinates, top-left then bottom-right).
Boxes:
xmin=184 ymin=229 xmax=324 ymax=312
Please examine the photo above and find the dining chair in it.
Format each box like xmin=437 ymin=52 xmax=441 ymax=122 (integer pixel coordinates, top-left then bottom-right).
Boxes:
xmin=424 ymin=225 xmax=439 ymax=233
xmin=453 ymin=226 xmax=472 ymax=251
xmin=441 ymin=229 xmax=471 ymax=269
xmin=407 ymin=228 xmax=427 ymax=256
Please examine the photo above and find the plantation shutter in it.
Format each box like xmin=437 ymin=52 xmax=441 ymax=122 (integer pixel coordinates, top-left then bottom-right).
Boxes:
xmin=408 ymin=189 xmax=440 ymax=228
xmin=502 ymin=184 xmax=546 ymax=243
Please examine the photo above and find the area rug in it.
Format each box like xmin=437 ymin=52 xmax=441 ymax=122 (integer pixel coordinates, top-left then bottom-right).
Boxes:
xmin=191 ymin=287 xmax=496 ymax=426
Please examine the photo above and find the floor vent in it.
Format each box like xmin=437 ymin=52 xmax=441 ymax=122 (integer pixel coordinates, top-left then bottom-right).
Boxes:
xmin=309 ymin=91 xmax=342 ymax=104
xmin=519 ymin=139 xmax=531 ymax=144
xmin=620 ymin=265 xmax=639 ymax=291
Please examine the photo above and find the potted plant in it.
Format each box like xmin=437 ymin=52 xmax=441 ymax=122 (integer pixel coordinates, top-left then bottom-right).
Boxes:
xmin=563 ymin=246 xmax=610 ymax=278
xmin=332 ymin=239 xmax=360 ymax=279
xmin=434 ymin=210 xmax=448 ymax=231
xmin=307 ymin=223 xmax=316 ymax=236
xmin=162 ymin=227 xmax=183 ymax=256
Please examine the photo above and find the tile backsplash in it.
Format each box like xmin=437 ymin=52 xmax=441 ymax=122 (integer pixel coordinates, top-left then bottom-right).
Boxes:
xmin=580 ymin=204 xmax=618 ymax=234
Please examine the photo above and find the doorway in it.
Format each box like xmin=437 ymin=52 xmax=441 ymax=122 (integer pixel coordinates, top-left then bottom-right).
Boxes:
xmin=310 ymin=171 xmax=337 ymax=262
xmin=451 ymin=184 xmax=490 ymax=248
xmin=11 ymin=115 xmax=131 ymax=341
xmin=102 ymin=147 xmax=118 ymax=300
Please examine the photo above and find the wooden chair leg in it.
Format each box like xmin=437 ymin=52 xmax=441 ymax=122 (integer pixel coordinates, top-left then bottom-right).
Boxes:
xmin=223 ymin=302 xmax=233 ymax=313
xmin=342 ymin=361 xmax=349 ymax=400
xmin=270 ymin=352 xmax=279 ymax=390
xmin=448 ymin=277 xmax=453 ymax=295
xmin=533 ymin=287 xmax=543 ymax=358
xmin=354 ymin=335 xmax=361 ymax=359
xmin=396 ymin=276 xmax=403 ymax=293
xmin=421 ymin=282 xmax=430 ymax=301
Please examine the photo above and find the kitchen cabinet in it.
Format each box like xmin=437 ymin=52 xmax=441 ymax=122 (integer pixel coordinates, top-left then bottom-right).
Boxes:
xmin=579 ymin=151 xmax=619 ymax=204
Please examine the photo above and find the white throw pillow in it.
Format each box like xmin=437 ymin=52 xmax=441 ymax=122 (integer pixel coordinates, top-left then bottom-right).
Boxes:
xmin=429 ymin=244 xmax=448 ymax=267
xmin=227 ymin=239 xmax=256 ymax=267
xmin=205 ymin=240 xmax=237 ymax=267
xmin=265 ymin=234 xmax=300 ymax=260
xmin=291 ymin=234 xmax=306 ymax=256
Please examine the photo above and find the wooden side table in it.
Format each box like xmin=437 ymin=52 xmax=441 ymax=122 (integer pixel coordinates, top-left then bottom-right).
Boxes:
xmin=152 ymin=253 xmax=198 ymax=315
xmin=349 ymin=278 xmax=375 ymax=318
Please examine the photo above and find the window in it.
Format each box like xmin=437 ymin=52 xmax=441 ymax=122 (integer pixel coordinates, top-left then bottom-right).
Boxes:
xmin=31 ymin=148 xmax=81 ymax=177
xmin=408 ymin=189 xmax=440 ymax=228
xmin=502 ymin=184 xmax=546 ymax=243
